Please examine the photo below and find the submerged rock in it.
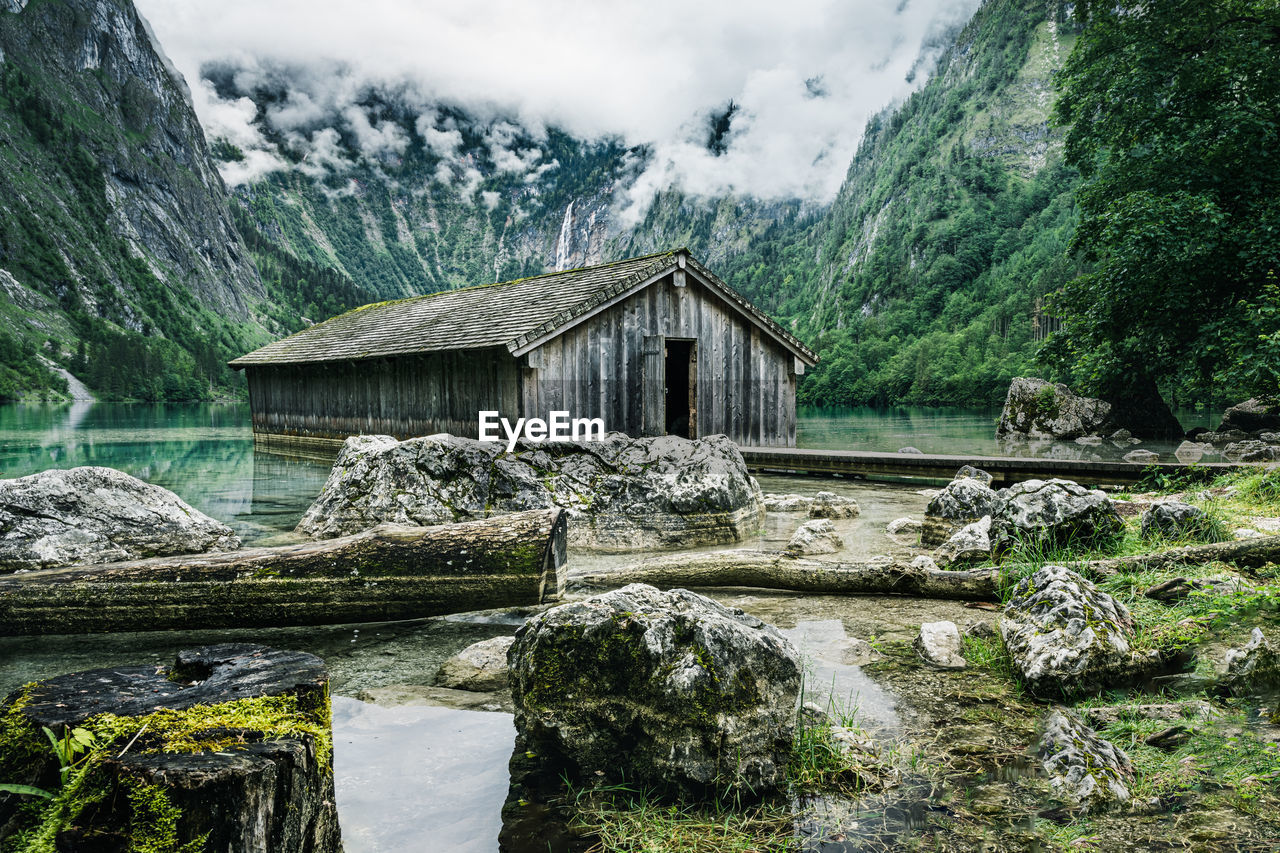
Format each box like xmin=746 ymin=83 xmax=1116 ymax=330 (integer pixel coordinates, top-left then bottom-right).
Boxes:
xmin=1140 ymin=501 xmax=1219 ymax=542
xmin=1123 ymin=449 xmax=1159 ymax=464
xmin=507 ymin=583 xmax=801 ymax=795
xmin=0 ymin=466 xmax=240 ymax=573
xmin=297 ymin=432 xmax=764 ymax=551
xmin=996 ymin=377 xmax=1112 ymax=439
xmin=1038 ymin=708 xmax=1132 ymax=811
xmin=807 ymin=491 xmax=860 ymax=519
xmin=0 ymin=644 xmax=339 ymax=852
xmin=763 ymin=493 xmax=813 ymax=513
xmin=994 ymin=479 xmax=1124 ymax=551
xmin=886 ymin=517 xmax=922 ymax=537
xmin=1174 ymin=440 xmax=1210 ymax=464
xmin=1220 ymin=628 xmax=1280 ymax=696
xmin=435 ymin=635 xmax=516 ymax=692
xmin=1000 ymin=566 xmax=1151 ymax=698
xmin=786 ymin=519 xmax=844 ymax=555
xmin=914 ymin=621 xmax=966 ymax=669
xmin=921 ymin=477 xmax=1002 ymax=546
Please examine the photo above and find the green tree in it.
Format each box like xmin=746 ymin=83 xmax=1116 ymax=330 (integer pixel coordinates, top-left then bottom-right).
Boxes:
xmin=1046 ymin=0 xmax=1280 ymax=404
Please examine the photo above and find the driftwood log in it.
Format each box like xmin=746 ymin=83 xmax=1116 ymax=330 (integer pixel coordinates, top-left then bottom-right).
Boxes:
xmin=572 ymin=550 xmax=1001 ymax=601
xmin=0 ymin=644 xmax=340 ymax=853
xmin=0 ymin=510 xmax=567 ymax=635
xmin=1073 ymin=534 xmax=1280 ymax=578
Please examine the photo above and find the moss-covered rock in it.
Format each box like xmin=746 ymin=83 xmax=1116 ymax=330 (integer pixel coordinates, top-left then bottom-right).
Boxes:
xmin=507 ymin=584 xmax=801 ymax=797
xmin=0 ymin=644 xmax=341 ymax=853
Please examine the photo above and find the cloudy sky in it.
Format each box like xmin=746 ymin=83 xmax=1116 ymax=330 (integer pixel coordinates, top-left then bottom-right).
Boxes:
xmin=137 ymin=0 xmax=980 ymax=207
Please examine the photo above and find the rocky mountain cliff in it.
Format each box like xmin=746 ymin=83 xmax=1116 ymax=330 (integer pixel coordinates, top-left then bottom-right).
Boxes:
xmin=0 ymin=0 xmax=268 ymax=397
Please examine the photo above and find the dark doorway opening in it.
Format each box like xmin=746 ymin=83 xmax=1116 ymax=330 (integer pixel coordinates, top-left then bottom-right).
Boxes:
xmin=664 ymin=339 xmax=696 ymax=438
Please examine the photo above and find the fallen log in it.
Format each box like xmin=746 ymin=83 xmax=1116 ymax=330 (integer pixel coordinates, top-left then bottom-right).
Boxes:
xmin=0 ymin=510 xmax=567 ymax=635
xmin=1074 ymin=534 xmax=1280 ymax=578
xmin=572 ymin=549 xmax=1000 ymax=601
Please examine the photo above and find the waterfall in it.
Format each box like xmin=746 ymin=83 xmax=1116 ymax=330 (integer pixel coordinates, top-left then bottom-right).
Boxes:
xmin=553 ymin=200 xmax=575 ymax=271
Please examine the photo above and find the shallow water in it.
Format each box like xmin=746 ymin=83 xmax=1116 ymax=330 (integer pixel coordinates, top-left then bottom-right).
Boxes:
xmin=0 ymin=401 xmax=1236 ymax=850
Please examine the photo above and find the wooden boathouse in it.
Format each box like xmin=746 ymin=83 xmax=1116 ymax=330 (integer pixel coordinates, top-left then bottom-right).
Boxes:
xmin=231 ymin=249 xmax=818 ymax=450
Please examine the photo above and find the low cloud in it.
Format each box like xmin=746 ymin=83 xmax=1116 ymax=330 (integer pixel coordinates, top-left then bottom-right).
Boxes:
xmin=140 ymin=0 xmax=979 ymax=204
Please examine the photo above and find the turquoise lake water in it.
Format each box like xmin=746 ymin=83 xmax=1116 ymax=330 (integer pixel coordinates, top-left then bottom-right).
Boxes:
xmin=0 ymin=401 xmax=1221 ymax=546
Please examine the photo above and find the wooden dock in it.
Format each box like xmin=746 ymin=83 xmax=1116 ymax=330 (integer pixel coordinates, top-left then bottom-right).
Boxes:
xmin=738 ymin=446 xmax=1245 ymax=487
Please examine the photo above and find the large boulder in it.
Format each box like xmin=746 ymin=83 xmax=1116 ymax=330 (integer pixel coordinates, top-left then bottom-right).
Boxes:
xmin=996 ymin=378 xmax=1112 ymax=439
xmin=0 ymin=466 xmax=240 ymax=573
xmin=1223 ymin=440 xmax=1280 ymax=462
xmin=993 ymin=479 xmax=1124 ymax=551
xmin=507 ymin=584 xmax=801 ymax=795
xmin=0 ymin=644 xmax=339 ymax=853
xmin=1038 ymin=708 xmax=1132 ymax=812
xmin=921 ymin=477 xmax=1002 ymax=546
xmin=1000 ymin=566 xmax=1153 ymax=698
xmin=297 ymin=432 xmax=764 ymax=550
xmin=1219 ymin=397 xmax=1280 ymax=434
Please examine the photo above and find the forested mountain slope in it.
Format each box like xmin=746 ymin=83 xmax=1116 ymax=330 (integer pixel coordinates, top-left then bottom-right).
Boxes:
xmin=793 ymin=0 xmax=1079 ymax=407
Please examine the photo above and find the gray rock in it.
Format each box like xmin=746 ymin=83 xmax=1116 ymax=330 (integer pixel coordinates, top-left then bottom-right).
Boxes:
xmin=886 ymin=517 xmax=922 ymax=536
xmin=934 ymin=516 xmax=993 ymax=566
xmin=1219 ymin=397 xmax=1280 ymax=434
xmin=507 ymin=584 xmax=801 ymax=795
xmin=837 ymin=637 xmax=883 ymax=666
xmin=954 ymin=465 xmax=994 ymax=487
xmin=910 ymin=555 xmax=939 ymax=571
xmin=1220 ymin=628 xmax=1280 ymax=696
xmin=1223 ymin=440 xmax=1280 ymax=462
xmin=1038 ymin=708 xmax=1132 ymax=811
xmin=435 ymin=636 xmax=515 ymax=692
xmin=1123 ymin=449 xmax=1159 ymax=464
xmin=1075 ymin=436 xmax=1103 ymax=446
xmin=914 ymin=621 xmax=966 ymax=669
xmin=763 ymin=493 xmax=813 ymax=513
xmin=1234 ymin=528 xmax=1265 ymax=540
xmin=1109 ymin=429 xmax=1133 ymax=441
xmin=1201 ymin=429 xmax=1251 ymax=445
xmin=0 ymin=466 xmax=240 ymax=573
xmin=1140 ymin=501 xmax=1219 ymax=542
xmin=297 ymin=432 xmax=764 ymax=550
xmin=993 ymin=479 xmax=1124 ymax=551
xmin=1260 ymin=432 xmax=1280 ymax=443
xmin=808 ymin=491 xmax=860 ymax=519
xmin=897 ymin=446 xmax=923 ymax=454
xmin=1000 ymin=566 xmax=1151 ymax=697
xmin=1143 ymin=574 xmax=1247 ymax=603
xmin=786 ymin=519 xmax=844 ymax=555
xmin=997 ymin=377 xmax=1112 ymax=439
xmin=964 ymin=620 xmax=996 ymax=640
xmin=1174 ymin=440 xmax=1209 ymax=464
xmin=921 ymin=477 xmax=1002 ymax=546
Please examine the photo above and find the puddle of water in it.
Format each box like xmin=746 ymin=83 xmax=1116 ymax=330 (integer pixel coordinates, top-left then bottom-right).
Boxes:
xmin=332 ymin=698 xmax=515 ymax=853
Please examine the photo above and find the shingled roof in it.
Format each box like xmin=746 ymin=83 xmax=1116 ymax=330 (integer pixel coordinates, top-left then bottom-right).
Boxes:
xmin=230 ymin=249 xmax=816 ymax=367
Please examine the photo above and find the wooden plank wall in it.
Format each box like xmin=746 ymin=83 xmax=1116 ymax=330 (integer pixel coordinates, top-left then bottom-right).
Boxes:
xmin=245 ymin=347 xmax=521 ymax=441
xmin=522 ymin=273 xmax=799 ymax=446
